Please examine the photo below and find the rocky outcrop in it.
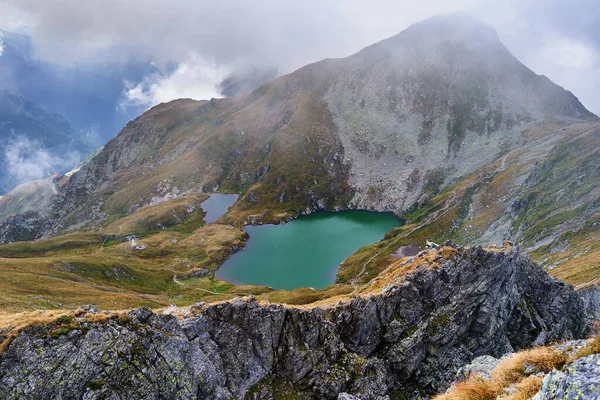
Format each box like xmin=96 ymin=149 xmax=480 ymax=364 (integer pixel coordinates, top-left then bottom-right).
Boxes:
xmin=534 ymin=354 xmax=600 ymax=399
xmin=0 ymin=245 xmax=588 ymax=399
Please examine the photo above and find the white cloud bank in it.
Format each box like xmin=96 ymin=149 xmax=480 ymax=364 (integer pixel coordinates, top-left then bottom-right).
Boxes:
xmin=4 ymin=136 xmax=81 ymax=184
xmin=2 ymin=0 xmax=600 ymax=113
xmin=121 ymin=54 xmax=225 ymax=108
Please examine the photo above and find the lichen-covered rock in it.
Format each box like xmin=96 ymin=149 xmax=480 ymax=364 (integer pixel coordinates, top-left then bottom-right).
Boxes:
xmin=0 ymin=246 xmax=589 ymax=399
xmin=534 ymin=354 xmax=600 ymax=399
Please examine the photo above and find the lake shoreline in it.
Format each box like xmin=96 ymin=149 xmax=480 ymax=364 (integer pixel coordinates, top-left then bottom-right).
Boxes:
xmin=214 ymin=210 xmax=403 ymax=290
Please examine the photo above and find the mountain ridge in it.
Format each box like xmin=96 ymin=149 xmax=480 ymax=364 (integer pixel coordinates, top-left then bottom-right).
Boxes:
xmin=0 ymin=14 xmax=595 ymax=243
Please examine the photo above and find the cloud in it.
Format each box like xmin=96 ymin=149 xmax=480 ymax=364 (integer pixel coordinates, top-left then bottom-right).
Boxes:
xmin=3 ymin=136 xmax=81 ymax=185
xmin=0 ymin=31 xmax=4 ymax=57
xmin=522 ymin=37 xmax=600 ymax=113
xmin=1 ymin=0 xmax=600 ymax=113
xmin=217 ymin=66 xmax=278 ymax=97
xmin=120 ymin=53 xmax=225 ymax=108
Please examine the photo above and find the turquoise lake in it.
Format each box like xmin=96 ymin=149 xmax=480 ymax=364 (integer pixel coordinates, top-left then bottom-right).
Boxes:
xmin=215 ymin=210 xmax=401 ymax=290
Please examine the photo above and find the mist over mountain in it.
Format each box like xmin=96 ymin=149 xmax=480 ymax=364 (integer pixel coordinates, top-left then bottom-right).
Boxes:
xmin=0 ymin=90 xmax=95 ymax=194
xmin=217 ymin=67 xmax=279 ymax=97
xmin=1 ymin=14 xmax=594 ymax=240
xmin=0 ymin=30 xmax=155 ymax=144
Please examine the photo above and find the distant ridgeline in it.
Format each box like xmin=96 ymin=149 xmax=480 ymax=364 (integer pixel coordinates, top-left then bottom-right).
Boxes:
xmin=0 ymin=30 xmax=153 ymax=144
xmin=0 ymin=90 xmax=95 ymax=194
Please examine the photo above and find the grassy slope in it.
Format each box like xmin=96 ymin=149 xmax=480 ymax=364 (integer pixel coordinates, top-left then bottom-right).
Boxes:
xmin=1 ymin=121 xmax=599 ymax=312
xmin=0 ymin=193 xmax=256 ymax=312
xmin=51 ymin=67 xmax=352 ymax=236
xmin=0 ymin=190 xmax=363 ymax=313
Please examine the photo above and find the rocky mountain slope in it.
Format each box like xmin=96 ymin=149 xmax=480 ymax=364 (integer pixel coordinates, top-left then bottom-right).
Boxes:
xmin=0 ymin=177 xmax=58 ymax=221
xmin=337 ymin=120 xmax=600 ymax=290
xmin=0 ymin=14 xmax=595 ymax=242
xmin=0 ymin=244 xmax=592 ymax=399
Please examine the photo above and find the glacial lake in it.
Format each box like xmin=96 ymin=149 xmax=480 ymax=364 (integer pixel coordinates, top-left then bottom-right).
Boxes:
xmin=215 ymin=210 xmax=401 ymax=290
xmin=202 ymin=193 xmax=238 ymax=223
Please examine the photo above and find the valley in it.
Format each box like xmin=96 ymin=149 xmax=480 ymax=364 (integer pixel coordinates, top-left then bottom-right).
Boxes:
xmin=1 ymin=12 xmax=600 ymax=399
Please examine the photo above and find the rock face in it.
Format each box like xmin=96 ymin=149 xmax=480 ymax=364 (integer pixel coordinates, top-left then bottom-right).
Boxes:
xmin=322 ymin=14 xmax=594 ymax=211
xmin=534 ymin=354 xmax=600 ymax=399
xmin=0 ymin=246 xmax=588 ymax=399
xmin=579 ymin=285 xmax=600 ymax=322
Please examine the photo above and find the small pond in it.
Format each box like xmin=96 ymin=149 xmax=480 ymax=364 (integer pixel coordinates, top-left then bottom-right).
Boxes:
xmin=201 ymin=194 xmax=238 ymax=223
xmin=215 ymin=210 xmax=401 ymax=290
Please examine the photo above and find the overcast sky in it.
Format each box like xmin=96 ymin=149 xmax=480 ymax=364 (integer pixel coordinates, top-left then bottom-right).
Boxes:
xmin=1 ymin=0 xmax=599 ymax=114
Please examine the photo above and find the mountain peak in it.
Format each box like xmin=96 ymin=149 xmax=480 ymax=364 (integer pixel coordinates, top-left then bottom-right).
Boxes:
xmin=358 ymin=13 xmax=509 ymax=65
xmin=0 ymin=14 xmax=596 ymax=241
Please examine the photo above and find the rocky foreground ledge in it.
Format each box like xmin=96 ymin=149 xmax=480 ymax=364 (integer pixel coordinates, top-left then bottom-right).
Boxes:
xmin=0 ymin=244 xmax=595 ymax=399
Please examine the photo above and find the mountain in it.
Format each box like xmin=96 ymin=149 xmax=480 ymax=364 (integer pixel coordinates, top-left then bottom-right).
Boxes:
xmin=0 ymin=90 xmax=96 ymax=194
xmin=0 ymin=30 xmax=154 ymax=143
xmin=1 ymin=14 xmax=600 ymax=398
xmin=0 ymin=178 xmax=57 ymax=221
xmin=0 ymin=14 xmax=595 ymax=242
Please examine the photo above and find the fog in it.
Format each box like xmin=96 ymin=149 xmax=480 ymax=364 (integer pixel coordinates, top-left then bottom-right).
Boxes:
xmin=1 ymin=0 xmax=599 ymax=113
xmin=2 ymin=135 xmax=81 ymax=188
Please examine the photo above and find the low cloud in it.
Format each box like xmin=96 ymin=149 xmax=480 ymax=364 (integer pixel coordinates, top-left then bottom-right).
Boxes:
xmin=217 ymin=67 xmax=278 ymax=97
xmin=3 ymin=136 xmax=81 ymax=186
xmin=2 ymin=0 xmax=600 ymax=113
xmin=120 ymin=54 xmax=225 ymax=108
xmin=0 ymin=31 xmax=4 ymax=57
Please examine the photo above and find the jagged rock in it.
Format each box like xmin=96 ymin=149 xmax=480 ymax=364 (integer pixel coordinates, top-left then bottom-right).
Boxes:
xmin=533 ymin=354 xmax=600 ymax=399
xmin=0 ymin=246 xmax=588 ymax=399
xmin=338 ymin=393 xmax=363 ymax=400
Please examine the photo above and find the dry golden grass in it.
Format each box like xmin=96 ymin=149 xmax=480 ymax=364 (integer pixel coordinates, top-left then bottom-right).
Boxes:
xmin=435 ymin=381 xmax=495 ymax=400
xmin=0 ymin=310 xmax=71 ymax=355
xmin=502 ymin=375 xmax=544 ymax=400
xmin=569 ymin=333 xmax=600 ymax=363
xmin=434 ymin=347 xmax=566 ymax=400
xmin=360 ymin=247 xmax=456 ymax=293
xmin=0 ymin=308 xmax=132 ymax=356
xmin=493 ymin=347 xmax=566 ymax=385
